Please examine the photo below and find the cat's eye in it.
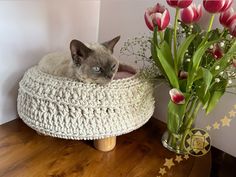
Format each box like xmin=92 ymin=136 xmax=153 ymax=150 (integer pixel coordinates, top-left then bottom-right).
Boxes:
xmin=92 ymin=66 xmax=102 ymax=73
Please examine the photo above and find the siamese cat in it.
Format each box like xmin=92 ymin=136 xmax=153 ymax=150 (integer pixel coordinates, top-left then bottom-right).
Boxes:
xmin=39 ymin=36 xmax=122 ymax=85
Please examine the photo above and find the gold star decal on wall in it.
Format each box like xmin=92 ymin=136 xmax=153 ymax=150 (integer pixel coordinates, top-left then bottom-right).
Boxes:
xmin=164 ymin=158 xmax=175 ymax=169
xmin=221 ymin=116 xmax=232 ymax=127
xmin=175 ymin=155 xmax=183 ymax=163
xmin=206 ymin=125 xmax=211 ymax=131
xmin=184 ymin=154 xmax=189 ymax=160
xmin=159 ymin=168 xmax=166 ymax=175
xmin=229 ymin=110 xmax=236 ymax=118
xmin=213 ymin=122 xmax=220 ymax=129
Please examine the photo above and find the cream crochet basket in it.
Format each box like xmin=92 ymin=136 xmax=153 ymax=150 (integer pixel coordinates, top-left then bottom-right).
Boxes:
xmin=17 ymin=64 xmax=155 ymax=140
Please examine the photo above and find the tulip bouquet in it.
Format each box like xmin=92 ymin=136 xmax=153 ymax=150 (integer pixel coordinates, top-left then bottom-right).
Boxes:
xmin=143 ymin=0 xmax=236 ymax=154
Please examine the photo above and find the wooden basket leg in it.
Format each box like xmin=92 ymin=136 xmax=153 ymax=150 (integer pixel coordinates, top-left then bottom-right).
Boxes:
xmin=93 ymin=136 xmax=116 ymax=152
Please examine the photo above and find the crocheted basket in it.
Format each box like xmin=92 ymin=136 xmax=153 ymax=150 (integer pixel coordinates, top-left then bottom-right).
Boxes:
xmin=17 ymin=65 xmax=155 ymax=140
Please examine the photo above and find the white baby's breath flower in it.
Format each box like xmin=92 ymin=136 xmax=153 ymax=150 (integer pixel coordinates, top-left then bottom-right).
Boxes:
xmin=215 ymin=78 xmax=220 ymax=83
xmin=209 ymin=45 xmax=214 ymax=49
xmin=219 ymin=71 xmax=224 ymax=75
xmin=215 ymin=66 xmax=220 ymax=70
xmin=186 ymin=58 xmax=191 ymax=62
xmin=228 ymin=80 xmax=232 ymax=85
xmin=227 ymin=34 xmax=233 ymax=39
xmin=220 ymin=42 xmax=225 ymax=47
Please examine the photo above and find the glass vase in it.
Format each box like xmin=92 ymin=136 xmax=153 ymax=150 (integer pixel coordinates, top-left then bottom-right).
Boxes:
xmin=161 ymin=98 xmax=201 ymax=154
xmin=161 ymin=129 xmax=188 ymax=154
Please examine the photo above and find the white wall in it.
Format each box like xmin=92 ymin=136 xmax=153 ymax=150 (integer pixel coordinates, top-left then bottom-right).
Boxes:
xmin=0 ymin=0 xmax=100 ymax=124
xmin=99 ymin=0 xmax=236 ymax=157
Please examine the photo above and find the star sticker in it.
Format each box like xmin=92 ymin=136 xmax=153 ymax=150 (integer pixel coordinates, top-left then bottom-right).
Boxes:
xmin=175 ymin=155 xmax=183 ymax=163
xmin=206 ymin=125 xmax=211 ymax=131
xmin=221 ymin=116 xmax=232 ymax=127
xmin=229 ymin=110 xmax=236 ymax=118
xmin=159 ymin=168 xmax=166 ymax=175
xmin=213 ymin=122 xmax=220 ymax=129
xmin=164 ymin=158 xmax=175 ymax=169
xmin=184 ymin=154 xmax=189 ymax=160
xmin=234 ymin=104 xmax=236 ymax=109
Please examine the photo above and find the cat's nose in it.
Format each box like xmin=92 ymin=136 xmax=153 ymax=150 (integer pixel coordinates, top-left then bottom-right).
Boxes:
xmin=106 ymin=74 xmax=113 ymax=79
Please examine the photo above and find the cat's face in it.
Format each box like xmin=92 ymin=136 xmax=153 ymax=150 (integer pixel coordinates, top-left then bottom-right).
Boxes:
xmin=70 ymin=36 xmax=120 ymax=85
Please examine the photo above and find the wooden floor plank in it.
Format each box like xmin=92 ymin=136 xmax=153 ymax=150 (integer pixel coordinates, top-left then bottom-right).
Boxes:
xmin=0 ymin=118 xmax=211 ymax=177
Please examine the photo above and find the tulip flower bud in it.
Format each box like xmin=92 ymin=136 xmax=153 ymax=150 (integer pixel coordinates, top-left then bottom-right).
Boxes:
xmin=219 ymin=8 xmax=235 ymax=27
xmin=229 ymin=19 xmax=236 ymax=37
xmin=166 ymin=0 xmax=192 ymax=8
xmin=220 ymin=0 xmax=233 ymax=12
xmin=180 ymin=3 xmax=202 ymax=24
xmin=210 ymin=44 xmax=224 ymax=60
xmin=179 ymin=71 xmax=188 ymax=79
xmin=233 ymin=59 xmax=236 ymax=67
xmin=144 ymin=3 xmax=170 ymax=31
xmin=203 ymin=0 xmax=224 ymax=13
xmin=169 ymin=88 xmax=185 ymax=104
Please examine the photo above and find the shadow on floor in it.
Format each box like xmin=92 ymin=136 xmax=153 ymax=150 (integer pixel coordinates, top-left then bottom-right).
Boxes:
xmin=211 ymin=147 xmax=236 ymax=177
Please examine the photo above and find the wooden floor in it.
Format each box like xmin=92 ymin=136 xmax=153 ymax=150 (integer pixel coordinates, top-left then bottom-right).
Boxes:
xmin=0 ymin=118 xmax=211 ymax=177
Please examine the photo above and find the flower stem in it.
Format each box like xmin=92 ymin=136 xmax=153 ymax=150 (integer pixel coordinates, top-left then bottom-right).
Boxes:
xmin=180 ymin=100 xmax=201 ymax=150
xmin=159 ymin=31 xmax=164 ymax=41
xmin=174 ymin=8 xmax=180 ymax=75
xmin=200 ymin=14 xmax=215 ymax=46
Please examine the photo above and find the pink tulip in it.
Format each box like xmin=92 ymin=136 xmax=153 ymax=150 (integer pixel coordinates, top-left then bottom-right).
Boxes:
xmin=180 ymin=3 xmax=202 ymax=24
xmin=210 ymin=44 xmax=224 ymax=60
xmin=229 ymin=19 xmax=236 ymax=37
xmin=169 ymin=88 xmax=185 ymax=104
xmin=203 ymin=0 xmax=224 ymax=13
xmin=179 ymin=71 xmax=188 ymax=79
xmin=144 ymin=3 xmax=170 ymax=31
xmin=166 ymin=0 xmax=192 ymax=8
xmin=233 ymin=59 xmax=236 ymax=67
xmin=219 ymin=8 xmax=235 ymax=27
xmin=220 ymin=0 xmax=233 ymax=12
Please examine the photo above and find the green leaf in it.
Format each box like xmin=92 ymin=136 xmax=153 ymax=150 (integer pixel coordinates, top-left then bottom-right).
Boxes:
xmin=201 ymin=68 xmax=213 ymax=95
xmin=155 ymin=46 xmax=179 ymax=89
xmin=195 ymin=68 xmax=213 ymax=105
xmin=177 ymin=34 xmax=196 ymax=69
xmin=195 ymin=82 xmax=211 ymax=106
xmin=164 ymin=28 xmax=173 ymax=49
xmin=151 ymin=43 xmax=165 ymax=75
xmin=228 ymin=40 xmax=236 ymax=53
xmin=160 ymin=41 xmax=174 ymax=67
xmin=192 ymin=40 xmax=219 ymax=71
xmin=208 ymin=29 xmax=221 ymax=41
xmin=186 ymin=40 xmax=220 ymax=92
xmin=167 ymin=101 xmax=186 ymax=133
xmin=206 ymin=91 xmax=224 ymax=114
xmin=205 ymin=78 xmax=228 ymax=114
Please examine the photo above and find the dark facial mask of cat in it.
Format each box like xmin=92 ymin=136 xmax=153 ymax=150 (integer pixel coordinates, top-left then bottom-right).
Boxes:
xmin=70 ymin=36 xmax=120 ymax=85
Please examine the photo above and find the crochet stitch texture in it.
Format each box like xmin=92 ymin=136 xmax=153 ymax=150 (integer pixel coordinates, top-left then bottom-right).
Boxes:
xmin=17 ymin=65 xmax=155 ymax=140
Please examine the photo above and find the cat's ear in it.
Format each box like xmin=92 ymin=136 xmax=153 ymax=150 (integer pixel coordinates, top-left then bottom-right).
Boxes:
xmin=70 ymin=39 xmax=93 ymax=65
xmin=102 ymin=36 xmax=121 ymax=53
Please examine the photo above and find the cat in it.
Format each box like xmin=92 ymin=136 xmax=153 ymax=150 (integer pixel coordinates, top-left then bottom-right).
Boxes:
xmin=39 ymin=36 xmax=121 ymax=85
